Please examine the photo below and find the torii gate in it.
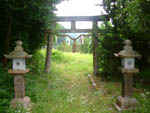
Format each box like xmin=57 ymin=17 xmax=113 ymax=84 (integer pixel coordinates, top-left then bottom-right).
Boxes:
xmin=45 ymin=15 xmax=109 ymax=75
xmin=57 ymin=34 xmax=91 ymax=53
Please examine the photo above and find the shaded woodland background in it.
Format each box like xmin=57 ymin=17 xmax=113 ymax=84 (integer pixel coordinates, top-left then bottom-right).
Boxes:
xmin=97 ymin=0 xmax=150 ymax=84
xmin=0 ymin=0 xmax=61 ymax=63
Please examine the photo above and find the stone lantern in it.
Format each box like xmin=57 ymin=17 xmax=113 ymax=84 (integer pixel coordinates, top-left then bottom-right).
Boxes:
xmin=114 ymin=40 xmax=141 ymax=111
xmin=4 ymin=40 xmax=32 ymax=109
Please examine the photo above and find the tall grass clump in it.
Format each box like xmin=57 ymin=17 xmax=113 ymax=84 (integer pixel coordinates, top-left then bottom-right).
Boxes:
xmin=52 ymin=49 xmax=65 ymax=62
xmin=0 ymin=50 xmax=46 ymax=112
xmin=25 ymin=49 xmax=69 ymax=112
xmin=122 ymin=91 xmax=150 ymax=113
xmin=57 ymin=42 xmax=72 ymax=52
xmin=0 ymin=64 xmax=14 ymax=113
xmin=51 ymin=49 xmax=72 ymax=63
xmin=80 ymin=38 xmax=92 ymax=54
xmin=0 ymin=64 xmax=29 ymax=113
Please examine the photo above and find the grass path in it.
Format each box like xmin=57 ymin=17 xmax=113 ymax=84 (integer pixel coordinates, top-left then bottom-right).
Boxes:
xmin=32 ymin=52 xmax=118 ymax=113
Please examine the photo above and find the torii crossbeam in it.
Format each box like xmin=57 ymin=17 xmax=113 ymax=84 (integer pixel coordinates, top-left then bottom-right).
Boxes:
xmin=56 ymin=15 xmax=108 ymax=33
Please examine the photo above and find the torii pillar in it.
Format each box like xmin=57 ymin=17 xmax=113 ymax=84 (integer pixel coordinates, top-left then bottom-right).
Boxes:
xmin=72 ymin=40 xmax=77 ymax=53
xmin=92 ymin=21 xmax=99 ymax=75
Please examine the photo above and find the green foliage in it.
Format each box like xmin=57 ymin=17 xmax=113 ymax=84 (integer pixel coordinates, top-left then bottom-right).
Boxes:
xmin=52 ymin=49 xmax=65 ymax=62
xmin=51 ymin=49 xmax=74 ymax=63
xmin=28 ymin=50 xmax=45 ymax=73
xmin=122 ymin=92 xmax=150 ymax=113
xmin=97 ymin=23 xmax=123 ymax=78
xmin=0 ymin=49 xmax=65 ymax=112
xmin=0 ymin=0 xmax=62 ymax=62
xmin=0 ymin=50 xmax=149 ymax=112
xmin=0 ymin=50 xmax=46 ymax=112
xmin=31 ymin=52 xmax=104 ymax=113
xmin=98 ymin=1 xmax=150 ymax=111
xmin=124 ymin=0 xmax=150 ymax=33
xmin=6 ymin=106 xmax=29 ymax=113
xmin=0 ymin=64 xmax=14 ymax=113
xmin=27 ymin=51 xmax=150 ymax=113
xmin=99 ymin=0 xmax=150 ymax=80
xmin=80 ymin=38 xmax=92 ymax=54
xmin=138 ymin=68 xmax=150 ymax=85
xmin=57 ymin=42 xmax=72 ymax=52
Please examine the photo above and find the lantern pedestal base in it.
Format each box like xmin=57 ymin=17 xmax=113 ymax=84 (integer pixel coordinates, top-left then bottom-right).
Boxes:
xmin=114 ymin=96 xmax=138 ymax=111
xmin=10 ymin=96 xmax=32 ymax=110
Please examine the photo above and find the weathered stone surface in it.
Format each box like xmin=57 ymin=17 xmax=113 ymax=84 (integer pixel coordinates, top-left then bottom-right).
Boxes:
xmin=115 ymin=96 xmax=138 ymax=111
xmin=122 ymin=74 xmax=133 ymax=97
xmin=114 ymin=40 xmax=141 ymax=58
xmin=119 ymin=68 xmax=139 ymax=74
xmin=10 ymin=96 xmax=32 ymax=110
xmin=114 ymin=40 xmax=141 ymax=111
xmin=4 ymin=40 xmax=32 ymax=110
xmin=14 ymin=75 xmax=25 ymax=98
xmin=4 ymin=40 xmax=32 ymax=59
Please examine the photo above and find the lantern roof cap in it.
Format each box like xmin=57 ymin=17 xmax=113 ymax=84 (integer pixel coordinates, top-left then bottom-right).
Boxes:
xmin=114 ymin=40 xmax=141 ymax=58
xmin=4 ymin=40 xmax=32 ymax=59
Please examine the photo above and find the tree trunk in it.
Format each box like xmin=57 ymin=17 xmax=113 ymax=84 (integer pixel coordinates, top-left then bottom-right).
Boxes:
xmin=92 ymin=21 xmax=99 ymax=75
xmin=44 ymin=34 xmax=53 ymax=73
xmin=3 ymin=13 xmax=12 ymax=66
xmin=44 ymin=31 xmax=48 ymax=40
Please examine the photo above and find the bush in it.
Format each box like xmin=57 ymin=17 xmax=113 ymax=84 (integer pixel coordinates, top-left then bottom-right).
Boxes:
xmin=97 ymin=30 xmax=123 ymax=78
xmin=57 ymin=42 xmax=72 ymax=52
xmin=52 ymin=49 xmax=65 ymax=62
xmin=51 ymin=49 xmax=71 ymax=63
xmin=80 ymin=38 xmax=92 ymax=54
xmin=136 ymin=68 xmax=150 ymax=87
xmin=0 ymin=64 xmax=14 ymax=113
xmin=0 ymin=50 xmax=46 ymax=112
xmin=28 ymin=50 xmax=45 ymax=73
xmin=122 ymin=91 xmax=150 ymax=113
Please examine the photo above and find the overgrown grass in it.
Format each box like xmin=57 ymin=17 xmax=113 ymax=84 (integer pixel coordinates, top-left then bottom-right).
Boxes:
xmin=30 ymin=50 xmax=150 ymax=113
xmin=0 ymin=64 xmax=13 ymax=113
xmin=0 ymin=49 xmax=149 ymax=113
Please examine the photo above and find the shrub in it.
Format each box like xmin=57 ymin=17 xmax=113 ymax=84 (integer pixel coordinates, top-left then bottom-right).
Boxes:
xmin=80 ymin=38 xmax=92 ymax=54
xmin=52 ymin=49 xmax=65 ymax=62
xmin=0 ymin=50 xmax=45 ymax=112
xmin=122 ymin=91 xmax=150 ymax=113
xmin=28 ymin=50 xmax=45 ymax=73
xmin=57 ymin=42 xmax=72 ymax=52
xmin=0 ymin=64 xmax=14 ymax=113
xmin=97 ymin=31 xmax=123 ymax=78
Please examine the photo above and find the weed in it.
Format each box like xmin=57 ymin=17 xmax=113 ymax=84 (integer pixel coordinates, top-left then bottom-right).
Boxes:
xmin=0 ymin=50 xmax=150 ymax=113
